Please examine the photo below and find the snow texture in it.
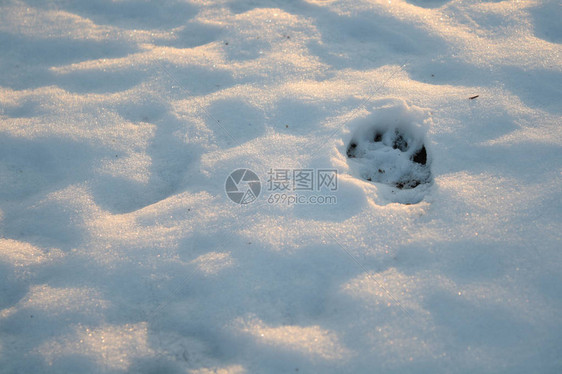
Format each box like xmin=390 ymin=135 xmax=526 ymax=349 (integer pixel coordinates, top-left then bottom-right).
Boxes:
xmin=1 ymin=0 xmax=561 ymax=373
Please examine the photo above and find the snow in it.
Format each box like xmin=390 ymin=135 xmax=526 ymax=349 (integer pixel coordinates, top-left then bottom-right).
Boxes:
xmin=1 ymin=0 xmax=561 ymax=373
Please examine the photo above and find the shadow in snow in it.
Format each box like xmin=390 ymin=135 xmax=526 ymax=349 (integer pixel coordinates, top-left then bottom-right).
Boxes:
xmin=23 ymin=0 xmax=198 ymax=30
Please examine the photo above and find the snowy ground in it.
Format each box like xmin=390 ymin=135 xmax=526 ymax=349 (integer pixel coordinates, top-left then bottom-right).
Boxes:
xmin=1 ymin=0 xmax=561 ymax=373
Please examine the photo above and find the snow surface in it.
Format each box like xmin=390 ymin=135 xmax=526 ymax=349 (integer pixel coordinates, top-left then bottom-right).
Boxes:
xmin=1 ymin=0 xmax=561 ymax=373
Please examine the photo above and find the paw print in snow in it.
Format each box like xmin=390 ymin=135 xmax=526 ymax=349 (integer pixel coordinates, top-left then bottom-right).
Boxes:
xmin=345 ymin=101 xmax=432 ymax=202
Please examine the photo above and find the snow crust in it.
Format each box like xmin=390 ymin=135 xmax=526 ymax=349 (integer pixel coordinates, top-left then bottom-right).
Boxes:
xmin=1 ymin=0 xmax=561 ymax=372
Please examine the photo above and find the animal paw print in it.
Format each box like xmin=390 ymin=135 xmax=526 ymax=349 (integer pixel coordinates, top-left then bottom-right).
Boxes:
xmin=347 ymin=126 xmax=431 ymax=190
